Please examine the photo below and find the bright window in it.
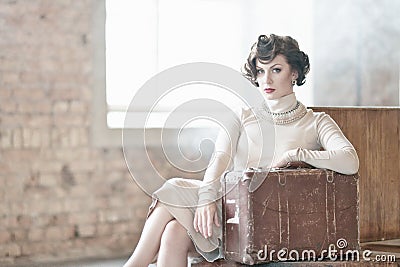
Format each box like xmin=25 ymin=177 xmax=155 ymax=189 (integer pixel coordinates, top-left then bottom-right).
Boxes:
xmin=105 ymin=0 xmax=313 ymax=128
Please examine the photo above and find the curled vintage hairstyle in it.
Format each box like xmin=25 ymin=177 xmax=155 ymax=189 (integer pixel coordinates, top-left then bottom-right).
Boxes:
xmin=242 ymin=34 xmax=310 ymax=87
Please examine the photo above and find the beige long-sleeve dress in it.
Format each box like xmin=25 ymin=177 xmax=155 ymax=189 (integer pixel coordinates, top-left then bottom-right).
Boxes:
xmin=150 ymin=92 xmax=359 ymax=262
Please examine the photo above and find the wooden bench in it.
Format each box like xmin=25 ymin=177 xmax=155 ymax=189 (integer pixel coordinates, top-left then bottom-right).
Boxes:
xmin=312 ymin=107 xmax=400 ymax=243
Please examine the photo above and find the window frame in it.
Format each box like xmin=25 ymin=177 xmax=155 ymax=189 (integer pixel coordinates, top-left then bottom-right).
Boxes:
xmin=91 ymin=0 xmax=166 ymax=147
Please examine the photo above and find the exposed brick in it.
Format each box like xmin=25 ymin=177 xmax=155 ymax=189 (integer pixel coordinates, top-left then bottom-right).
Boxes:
xmin=50 ymin=88 xmax=82 ymax=101
xmin=0 ymin=231 xmax=11 ymax=243
xmin=98 ymin=209 xmax=133 ymax=223
xmin=4 ymin=185 xmax=25 ymax=201
xmin=72 ymin=172 xmax=93 ymax=185
xmin=0 ymin=129 xmax=12 ymax=148
xmin=25 ymin=200 xmax=64 ymax=215
xmin=25 ymin=115 xmax=52 ymax=127
xmin=12 ymin=127 xmax=23 ymax=148
xmin=76 ymin=224 xmax=95 ymax=238
xmin=18 ymin=101 xmax=52 ymax=114
xmin=10 ymin=229 xmax=27 ymax=241
xmin=31 ymin=160 xmax=63 ymax=173
xmin=135 ymin=207 xmax=150 ymax=220
xmin=0 ymin=58 xmax=20 ymax=71
xmin=28 ymin=228 xmax=45 ymax=242
xmin=0 ymin=0 xmax=178 ymax=264
xmin=52 ymin=101 xmax=69 ymax=113
xmin=69 ymin=127 xmax=88 ymax=146
xmin=0 ymin=243 xmax=21 ymax=257
xmin=40 ymin=148 xmax=77 ymax=161
xmin=0 ymin=101 xmax=17 ymax=113
xmin=1 ymin=72 xmax=19 ymax=84
xmin=40 ymin=128 xmax=51 ymax=147
xmin=69 ymin=100 xmax=86 ymax=113
xmin=52 ymin=114 xmax=88 ymax=127
xmin=0 ymin=216 xmax=17 ymax=230
xmin=15 ymin=215 xmax=32 ymax=229
xmin=0 ymin=88 xmax=12 ymax=99
xmin=20 ymin=242 xmax=54 ymax=257
xmin=92 ymin=196 xmax=109 ymax=210
xmin=63 ymin=198 xmax=88 ymax=213
xmin=95 ymin=224 xmax=113 ymax=236
xmin=31 ymin=214 xmax=69 ymax=228
xmin=69 ymin=159 xmax=100 ymax=173
xmin=105 ymin=158 xmax=128 ymax=171
xmin=0 ymin=258 xmax=14 ymax=265
xmin=22 ymin=128 xmax=42 ymax=148
xmin=39 ymin=173 xmax=59 ymax=187
xmin=45 ymin=226 xmax=74 ymax=241
xmin=112 ymin=223 xmax=130 ymax=235
xmin=68 ymin=212 xmax=97 ymax=225
xmin=9 ymin=201 xmax=25 ymax=216
xmin=108 ymin=196 xmax=125 ymax=208
xmin=13 ymin=88 xmax=46 ymax=101
xmin=50 ymin=128 xmax=70 ymax=147
xmin=19 ymin=71 xmax=45 ymax=85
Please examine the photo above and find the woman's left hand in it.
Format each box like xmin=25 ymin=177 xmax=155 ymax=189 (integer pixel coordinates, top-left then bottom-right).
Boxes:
xmin=193 ymin=202 xmax=220 ymax=239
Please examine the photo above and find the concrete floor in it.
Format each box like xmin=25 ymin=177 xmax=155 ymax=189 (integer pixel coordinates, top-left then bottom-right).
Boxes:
xmin=8 ymin=258 xmax=158 ymax=267
xmin=9 ymin=258 xmax=156 ymax=267
xmin=44 ymin=258 xmax=127 ymax=267
xmin=7 ymin=258 xmax=125 ymax=267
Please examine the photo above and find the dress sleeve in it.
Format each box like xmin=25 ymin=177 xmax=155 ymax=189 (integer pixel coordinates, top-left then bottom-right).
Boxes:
xmin=197 ymin=108 xmax=243 ymax=205
xmin=285 ymin=113 xmax=359 ymax=175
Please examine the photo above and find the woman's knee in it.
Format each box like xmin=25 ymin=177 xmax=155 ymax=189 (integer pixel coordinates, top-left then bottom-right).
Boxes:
xmin=161 ymin=220 xmax=191 ymax=249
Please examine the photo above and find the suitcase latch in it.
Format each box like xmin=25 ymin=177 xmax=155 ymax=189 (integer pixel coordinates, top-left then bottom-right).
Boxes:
xmin=327 ymin=170 xmax=334 ymax=183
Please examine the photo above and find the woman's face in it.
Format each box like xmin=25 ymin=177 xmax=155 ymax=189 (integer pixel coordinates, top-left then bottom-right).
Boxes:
xmin=255 ymin=54 xmax=298 ymax=101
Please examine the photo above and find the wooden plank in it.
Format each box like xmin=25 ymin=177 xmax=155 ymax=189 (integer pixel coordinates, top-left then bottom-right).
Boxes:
xmin=362 ymin=239 xmax=400 ymax=254
xmin=311 ymin=107 xmax=400 ymax=242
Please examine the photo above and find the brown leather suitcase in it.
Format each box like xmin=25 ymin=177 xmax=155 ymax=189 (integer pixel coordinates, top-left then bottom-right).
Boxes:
xmin=221 ymin=168 xmax=360 ymax=265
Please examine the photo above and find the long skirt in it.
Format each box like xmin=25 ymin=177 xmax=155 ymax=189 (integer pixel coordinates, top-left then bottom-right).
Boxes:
xmin=148 ymin=177 xmax=223 ymax=262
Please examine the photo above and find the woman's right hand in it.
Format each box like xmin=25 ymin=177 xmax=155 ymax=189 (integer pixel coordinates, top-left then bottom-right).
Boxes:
xmin=193 ymin=202 xmax=220 ymax=239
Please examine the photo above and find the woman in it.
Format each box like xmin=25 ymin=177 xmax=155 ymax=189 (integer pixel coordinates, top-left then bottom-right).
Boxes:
xmin=123 ymin=34 xmax=359 ymax=267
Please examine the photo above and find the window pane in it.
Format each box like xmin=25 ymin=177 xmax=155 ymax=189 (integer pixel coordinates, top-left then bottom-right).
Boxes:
xmin=105 ymin=0 xmax=158 ymax=108
xmin=105 ymin=0 xmax=314 ymax=128
xmin=158 ymin=0 xmax=244 ymax=70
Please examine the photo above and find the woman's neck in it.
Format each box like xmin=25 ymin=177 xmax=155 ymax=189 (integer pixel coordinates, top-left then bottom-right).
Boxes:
xmin=265 ymin=93 xmax=298 ymax=113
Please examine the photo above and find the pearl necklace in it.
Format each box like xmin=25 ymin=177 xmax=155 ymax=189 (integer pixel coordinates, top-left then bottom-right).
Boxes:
xmin=255 ymin=100 xmax=308 ymax=125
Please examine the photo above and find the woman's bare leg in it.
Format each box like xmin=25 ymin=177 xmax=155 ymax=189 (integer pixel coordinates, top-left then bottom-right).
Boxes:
xmin=123 ymin=203 xmax=174 ymax=267
xmin=157 ymin=219 xmax=195 ymax=267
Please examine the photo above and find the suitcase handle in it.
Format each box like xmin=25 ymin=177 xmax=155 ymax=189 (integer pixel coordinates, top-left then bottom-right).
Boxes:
xmin=278 ymin=172 xmax=286 ymax=186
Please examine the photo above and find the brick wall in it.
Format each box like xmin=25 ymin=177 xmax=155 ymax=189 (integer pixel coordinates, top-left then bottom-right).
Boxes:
xmin=0 ymin=0 xmax=160 ymax=265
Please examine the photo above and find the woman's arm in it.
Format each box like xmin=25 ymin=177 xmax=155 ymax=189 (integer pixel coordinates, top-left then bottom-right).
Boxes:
xmin=276 ymin=113 xmax=359 ymax=175
xmin=194 ymin=108 xmax=242 ymax=239
xmin=197 ymin=108 xmax=243 ymax=205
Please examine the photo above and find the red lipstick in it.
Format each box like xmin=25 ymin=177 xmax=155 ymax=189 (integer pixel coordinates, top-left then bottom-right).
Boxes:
xmin=264 ymin=88 xmax=275 ymax=94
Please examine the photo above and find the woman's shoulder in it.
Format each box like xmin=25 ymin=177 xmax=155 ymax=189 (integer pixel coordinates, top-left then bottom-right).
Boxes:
xmin=227 ymin=105 xmax=255 ymax=119
xmin=306 ymin=108 xmax=332 ymax=120
xmin=237 ymin=105 xmax=262 ymax=125
xmin=306 ymin=108 xmax=340 ymax=128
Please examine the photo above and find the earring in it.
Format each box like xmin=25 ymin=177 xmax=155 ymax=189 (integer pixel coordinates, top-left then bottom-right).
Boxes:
xmin=292 ymin=80 xmax=296 ymax=85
